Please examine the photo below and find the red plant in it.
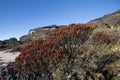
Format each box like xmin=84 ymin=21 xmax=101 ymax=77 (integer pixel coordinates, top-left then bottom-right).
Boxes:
xmin=13 ymin=24 xmax=119 ymax=79
xmin=13 ymin=23 xmax=95 ymax=74
xmin=92 ymin=32 xmax=118 ymax=45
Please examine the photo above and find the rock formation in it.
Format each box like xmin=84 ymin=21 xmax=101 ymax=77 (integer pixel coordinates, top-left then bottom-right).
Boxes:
xmin=88 ymin=10 xmax=120 ymax=28
xmin=20 ymin=25 xmax=60 ymax=43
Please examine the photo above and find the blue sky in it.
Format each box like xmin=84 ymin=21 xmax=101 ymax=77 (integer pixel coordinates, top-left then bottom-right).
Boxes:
xmin=0 ymin=0 xmax=120 ymax=40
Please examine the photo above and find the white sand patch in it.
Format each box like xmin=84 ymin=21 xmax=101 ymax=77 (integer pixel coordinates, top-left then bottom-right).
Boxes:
xmin=0 ymin=50 xmax=20 ymax=66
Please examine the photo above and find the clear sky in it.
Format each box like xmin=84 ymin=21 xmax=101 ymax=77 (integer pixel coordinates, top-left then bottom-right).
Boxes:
xmin=0 ymin=0 xmax=120 ymax=40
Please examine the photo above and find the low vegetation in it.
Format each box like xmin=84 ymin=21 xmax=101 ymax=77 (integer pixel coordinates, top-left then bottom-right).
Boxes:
xmin=1 ymin=23 xmax=120 ymax=80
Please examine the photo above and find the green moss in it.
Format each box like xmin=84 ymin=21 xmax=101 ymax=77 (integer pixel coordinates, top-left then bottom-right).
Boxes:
xmin=112 ymin=44 xmax=120 ymax=49
xmin=117 ymin=26 xmax=120 ymax=29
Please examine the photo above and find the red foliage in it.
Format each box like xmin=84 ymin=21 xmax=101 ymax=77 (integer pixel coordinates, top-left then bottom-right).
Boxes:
xmin=92 ymin=32 xmax=118 ymax=45
xmin=13 ymin=23 xmax=95 ymax=71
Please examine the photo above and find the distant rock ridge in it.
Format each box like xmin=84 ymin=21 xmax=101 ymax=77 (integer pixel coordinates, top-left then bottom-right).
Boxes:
xmin=0 ymin=38 xmax=21 ymax=51
xmin=88 ymin=10 xmax=120 ymax=28
xmin=20 ymin=25 xmax=60 ymax=43
xmin=29 ymin=25 xmax=59 ymax=38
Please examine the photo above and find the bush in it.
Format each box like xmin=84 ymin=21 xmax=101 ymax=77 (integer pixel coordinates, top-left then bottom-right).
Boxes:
xmin=10 ymin=23 xmax=119 ymax=80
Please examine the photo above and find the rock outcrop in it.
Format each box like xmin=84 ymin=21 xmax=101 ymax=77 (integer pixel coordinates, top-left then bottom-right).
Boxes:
xmin=88 ymin=10 xmax=120 ymax=28
xmin=0 ymin=38 xmax=21 ymax=51
xmin=20 ymin=25 xmax=60 ymax=43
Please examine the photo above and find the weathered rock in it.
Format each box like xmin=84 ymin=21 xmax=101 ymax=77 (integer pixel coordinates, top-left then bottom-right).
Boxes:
xmin=19 ymin=35 xmax=32 ymax=43
xmin=20 ymin=25 xmax=60 ymax=43
xmin=88 ymin=10 xmax=120 ymax=28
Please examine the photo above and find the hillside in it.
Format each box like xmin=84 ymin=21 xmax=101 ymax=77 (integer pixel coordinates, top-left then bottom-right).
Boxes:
xmin=0 ymin=10 xmax=120 ymax=51
xmin=88 ymin=10 xmax=120 ymax=28
xmin=20 ymin=10 xmax=120 ymax=43
xmin=0 ymin=10 xmax=120 ymax=80
xmin=0 ymin=23 xmax=120 ymax=80
xmin=20 ymin=25 xmax=60 ymax=43
xmin=0 ymin=25 xmax=60 ymax=51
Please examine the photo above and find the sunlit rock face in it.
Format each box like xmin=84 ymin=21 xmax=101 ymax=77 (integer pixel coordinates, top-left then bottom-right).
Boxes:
xmin=28 ymin=25 xmax=59 ymax=39
xmin=20 ymin=25 xmax=60 ymax=43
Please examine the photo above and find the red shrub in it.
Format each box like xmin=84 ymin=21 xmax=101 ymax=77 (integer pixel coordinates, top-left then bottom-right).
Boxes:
xmin=13 ymin=23 xmax=95 ymax=73
xmin=92 ymin=32 xmax=118 ymax=45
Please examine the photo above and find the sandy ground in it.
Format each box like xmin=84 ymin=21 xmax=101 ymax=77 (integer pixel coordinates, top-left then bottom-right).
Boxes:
xmin=0 ymin=50 xmax=20 ymax=66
